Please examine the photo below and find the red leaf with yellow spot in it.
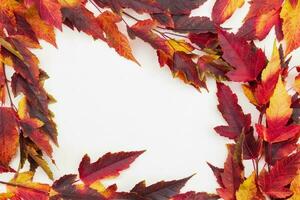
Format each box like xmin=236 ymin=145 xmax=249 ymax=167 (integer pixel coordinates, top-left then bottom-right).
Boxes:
xmin=255 ymin=42 xmax=281 ymax=105
xmin=212 ymin=0 xmax=245 ymax=24
xmin=237 ymin=0 xmax=283 ymax=41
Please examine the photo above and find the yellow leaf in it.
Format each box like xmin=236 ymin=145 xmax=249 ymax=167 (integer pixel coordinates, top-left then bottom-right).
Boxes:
xmin=266 ymin=76 xmax=292 ymax=127
xmin=58 ymin=0 xmax=81 ymax=7
xmin=18 ymin=97 xmax=27 ymax=119
xmin=213 ymin=0 xmax=245 ymax=24
xmin=236 ymin=172 xmax=264 ymax=200
xmin=167 ymin=39 xmax=194 ymax=55
xmin=288 ymin=172 xmax=300 ymax=200
xmin=261 ymin=41 xmax=280 ymax=83
xmin=26 ymin=146 xmax=54 ymax=180
xmin=242 ymin=84 xmax=258 ymax=106
xmin=280 ymin=0 xmax=300 ymax=54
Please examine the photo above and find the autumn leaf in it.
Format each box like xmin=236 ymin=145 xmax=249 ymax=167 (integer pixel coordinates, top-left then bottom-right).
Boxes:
xmin=129 ymin=19 xmax=171 ymax=54
xmin=172 ymin=15 xmax=216 ymax=34
xmin=24 ymin=0 xmax=62 ymax=29
xmin=79 ymin=151 xmax=144 ymax=185
xmin=256 ymin=76 xmax=300 ymax=143
xmin=215 ymin=140 xmax=244 ymax=200
xmin=62 ymin=5 xmax=105 ymax=41
xmin=255 ymin=41 xmax=281 ymax=105
xmin=212 ymin=0 xmax=245 ymax=24
xmin=92 ymin=0 xmax=162 ymax=14
xmin=173 ymin=51 xmax=206 ymax=89
xmin=288 ymin=172 xmax=300 ymax=200
xmin=237 ymin=0 xmax=283 ymax=41
xmin=218 ymin=29 xmax=267 ymax=82
xmin=7 ymin=171 xmax=50 ymax=200
xmin=156 ymin=0 xmax=207 ymax=15
xmin=171 ymin=191 xmax=219 ymax=200
xmin=236 ymin=172 xmax=264 ymax=200
xmin=258 ymin=151 xmax=300 ymax=198
xmin=215 ymin=82 xmax=251 ymax=139
xmin=0 ymin=107 xmax=19 ymax=166
xmin=51 ymin=174 xmax=106 ymax=200
xmin=131 ymin=176 xmax=192 ymax=200
xmin=97 ymin=11 xmax=138 ymax=64
xmin=0 ymin=0 xmax=24 ymax=33
xmin=23 ymin=6 xmax=57 ymax=47
xmin=280 ymin=0 xmax=300 ymax=54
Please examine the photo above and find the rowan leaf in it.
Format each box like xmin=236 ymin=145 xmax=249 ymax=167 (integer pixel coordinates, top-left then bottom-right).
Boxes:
xmin=97 ymin=11 xmax=138 ymax=64
xmin=258 ymin=151 xmax=300 ymax=198
xmin=79 ymin=151 xmax=144 ymax=185
xmin=0 ymin=107 xmax=19 ymax=166
xmin=215 ymin=82 xmax=251 ymax=139
xmin=218 ymin=29 xmax=267 ymax=82
xmin=212 ymin=0 xmax=245 ymax=24
xmin=280 ymin=0 xmax=300 ymax=54
xmin=24 ymin=0 xmax=62 ymax=29
xmin=131 ymin=176 xmax=192 ymax=200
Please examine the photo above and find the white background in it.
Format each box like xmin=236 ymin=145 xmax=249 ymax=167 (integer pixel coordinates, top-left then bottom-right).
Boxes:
xmin=4 ymin=0 xmax=300 ymax=194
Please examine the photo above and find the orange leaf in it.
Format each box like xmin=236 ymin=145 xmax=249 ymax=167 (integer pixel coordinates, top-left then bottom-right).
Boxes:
xmin=0 ymin=107 xmax=19 ymax=166
xmin=97 ymin=11 xmax=138 ymax=64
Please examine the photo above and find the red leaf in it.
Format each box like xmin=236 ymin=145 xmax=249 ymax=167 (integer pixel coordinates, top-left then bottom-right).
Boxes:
xmin=0 ymin=107 xmax=19 ymax=166
xmin=79 ymin=151 xmax=144 ymax=185
xmin=173 ymin=51 xmax=207 ymax=89
xmin=131 ymin=176 xmax=192 ymax=200
xmin=24 ymin=0 xmax=62 ymax=29
xmin=171 ymin=191 xmax=219 ymax=200
xmin=156 ymin=0 xmax=207 ymax=15
xmin=129 ymin=19 xmax=171 ymax=54
xmin=217 ymin=29 xmax=267 ymax=82
xmin=62 ymin=5 xmax=105 ymax=41
xmin=172 ymin=15 xmax=215 ymax=34
xmin=215 ymin=82 xmax=251 ymax=139
xmin=216 ymin=143 xmax=244 ymax=200
xmin=258 ymin=151 xmax=300 ymax=198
